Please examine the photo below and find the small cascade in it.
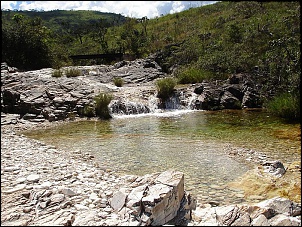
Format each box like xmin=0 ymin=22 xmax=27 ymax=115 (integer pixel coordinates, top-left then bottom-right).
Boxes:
xmin=163 ymin=96 xmax=183 ymax=109
xmin=109 ymin=99 xmax=150 ymax=115
xmin=109 ymin=91 xmax=198 ymax=116
xmin=164 ymin=91 xmax=198 ymax=110
xmin=147 ymin=94 xmax=160 ymax=113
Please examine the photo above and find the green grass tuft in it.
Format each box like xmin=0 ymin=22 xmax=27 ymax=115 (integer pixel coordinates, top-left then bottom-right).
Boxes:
xmin=113 ymin=77 xmax=124 ymax=87
xmin=52 ymin=69 xmax=63 ymax=77
xmin=266 ymin=92 xmax=300 ymax=122
xmin=94 ymin=93 xmax=113 ymax=119
xmin=156 ymin=77 xmax=176 ymax=99
xmin=65 ymin=68 xmax=81 ymax=77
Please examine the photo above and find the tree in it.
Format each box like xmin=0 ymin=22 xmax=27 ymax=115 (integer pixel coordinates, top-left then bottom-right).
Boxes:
xmin=90 ymin=18 xmax=110 ymax=53
xmin=2 ymin=13 xmax=52 ymax=70
xmin=138 ymin=16 xmax=149 ymax=36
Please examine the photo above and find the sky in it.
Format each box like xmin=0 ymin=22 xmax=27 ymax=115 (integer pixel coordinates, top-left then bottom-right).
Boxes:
xmin=1 ymin=1 xmax=217 ymax=19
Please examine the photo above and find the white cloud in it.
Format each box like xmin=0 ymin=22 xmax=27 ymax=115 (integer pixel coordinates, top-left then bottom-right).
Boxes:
xmin=1 ymin=1 xmax=18 ymax=10
xmin=170 ymin=1 xmax=185 ymax=14
xmin=1 ymin=1 xmax=217 ymax=18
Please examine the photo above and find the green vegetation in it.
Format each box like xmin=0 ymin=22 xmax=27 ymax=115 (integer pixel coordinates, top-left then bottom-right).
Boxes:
xmin=83 ymin=105 xmax=95 ymax=118
xmin=156 ymin=77 xmax=176 ymax=99
xmin=113 ymin=77 xmax=124 ymax=87
xmin=266 ymin=92 xmax=300 ymax=122
xmin=65 ymin=67 xmax=81 ymax=77
xmin=94 ymin=93 xmax=113 ymax=119
xmin=2 ymin=13 xmax=53 ymax=70
xmin=79 ymin=93 xmax=113 ymax=119
xmin=51 ymin=69 xmax=63 ymax=77
xmin=1 ymin=2 xmax=300 ymax=121
xmin=175 ymin=65 xmax=221 ymax=84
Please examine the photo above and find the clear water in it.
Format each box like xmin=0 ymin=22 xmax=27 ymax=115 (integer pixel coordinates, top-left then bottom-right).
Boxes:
xmin=23 ymin=109 xmax=301 ymax=205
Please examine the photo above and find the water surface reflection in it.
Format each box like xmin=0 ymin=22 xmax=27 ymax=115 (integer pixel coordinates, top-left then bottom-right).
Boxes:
xmin=24 ymin=109 xmax=301 ymax=205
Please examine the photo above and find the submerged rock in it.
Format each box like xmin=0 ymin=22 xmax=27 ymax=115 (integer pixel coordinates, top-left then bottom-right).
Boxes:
xmin=262 ymin=160 xmax=286 ymax=178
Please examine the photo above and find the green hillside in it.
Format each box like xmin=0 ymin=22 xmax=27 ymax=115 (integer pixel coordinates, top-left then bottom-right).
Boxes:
xmin=1 ymin=9 xmax=126 ymax=30
xmin=1 ymin=2 xmax=300 ymax=121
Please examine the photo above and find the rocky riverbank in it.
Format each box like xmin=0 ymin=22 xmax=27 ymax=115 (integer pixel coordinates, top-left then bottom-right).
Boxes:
xmin=1 ymin=119 xmax=193 ymax=226
xmin=1 ymin=56 xmax=262 ymax=122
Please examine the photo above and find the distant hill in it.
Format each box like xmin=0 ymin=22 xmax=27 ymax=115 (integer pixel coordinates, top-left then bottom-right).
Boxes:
xmin=1 ymin=9 xmax=127 ymax=32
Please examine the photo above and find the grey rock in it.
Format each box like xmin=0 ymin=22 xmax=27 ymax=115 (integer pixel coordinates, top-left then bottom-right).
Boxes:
xmin=262 ymin=160 xmax=286 ymax=177
xmin=268 ymin=214 xmax=300 ymax=226
xmin=257 ymin=196 xmax=295 ymax=215
xmin=50 ymin=193 xmax=65 ymax=204
xmin=62 ymin=188 xmax=77 ymax=196
xmin=110 ymin=190 xmax=127 ymax=212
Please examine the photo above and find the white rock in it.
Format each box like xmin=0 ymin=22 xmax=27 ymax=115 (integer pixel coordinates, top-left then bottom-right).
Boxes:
xmin=2 ymin=184 xmax=26 ymax=194
xmin=74 ymin=204 xmax=89 ymax=210
xmin=251 ymin=214 xmax=269 ymax=226
xmin=268 ymin=214 xmax=301 ymax=226
xmin=4 ymin=166 xmax=20 ymax=172
xmin=89 ymin=192 xmax=99 ymax=201
xmin=16 ymin=177 xmax=27 ymax=183
xmin=26 ymin=174 xmax=40 ymax=182
xmin=40 ymin=181 xmax=52 ymax=189
xmin=110 ymin=190 xmax=127 ymax=212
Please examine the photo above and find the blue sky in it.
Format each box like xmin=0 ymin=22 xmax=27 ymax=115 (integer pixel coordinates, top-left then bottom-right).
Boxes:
xmin=1 ymin=1 xmax=217 ymax=18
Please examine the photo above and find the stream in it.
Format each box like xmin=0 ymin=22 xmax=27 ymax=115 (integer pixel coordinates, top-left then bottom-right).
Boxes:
xmin=23 ymin=109 xmax=301 ymax=205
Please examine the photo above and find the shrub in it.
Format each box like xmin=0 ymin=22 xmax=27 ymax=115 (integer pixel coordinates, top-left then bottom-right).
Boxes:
xmin=176 ymin=68 xmax=204 ymax=84
xmin=113 ymin=77 xmax=124 ymax=87
xmin=52 ymin=69 xmax=63 ymax=77
xmin=266 ymin=92 xmax=300 ymax=122
xmin=83 ymin=105 xmax=95 ymax=117
xmin=65 ymin=68 xmax=81 ymax=77
xmin=94 ymin=93 xmax=113 ymax=119
xmin=67 ymin=112 xmax=76 ymax=120
xmin=156 ymin=77 xmax=176 ymax=99
xmin=176 ymin=67 xmax=213 ymax=84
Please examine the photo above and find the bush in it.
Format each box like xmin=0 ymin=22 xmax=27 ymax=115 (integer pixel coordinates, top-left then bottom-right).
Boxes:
xmin=94 ymin=93 xmax=113 ymax=119
xmin=52 ymin=69 xmax=63 ymax=77
xmin=176 ymin=66 xmax=213 ymax=84
xmin=156 ymin=77 xmax=176 ymax=99
xmin=266 ymin=92 xmax=300 ymax=122
xmin=65 ymin=68 xmax=81 ymax=77
xmin=83 ymin=105 xmax=95 ymax=117
xmin=113 ymin=77 xmax=124 ymax=87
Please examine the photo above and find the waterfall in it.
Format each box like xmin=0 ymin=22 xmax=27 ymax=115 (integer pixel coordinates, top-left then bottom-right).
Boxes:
xmin=164 ymin=91 xmax=198 ymax=110
xmin=109 ymin=99 xmax=150 ymax=115
xmin=109 ymin=92 xmax=198 ymax=116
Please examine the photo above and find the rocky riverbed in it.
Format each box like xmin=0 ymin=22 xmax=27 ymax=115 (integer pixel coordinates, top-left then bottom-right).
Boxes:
xmin=1 ymin=57 xmax=301 ymax=225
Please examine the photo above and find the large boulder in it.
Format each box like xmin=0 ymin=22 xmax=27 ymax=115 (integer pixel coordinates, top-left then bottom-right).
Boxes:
xmin=220 ymin=91 xmax=242 ymax=109
xmin=110 ymin=170 xmax=191 ymax=226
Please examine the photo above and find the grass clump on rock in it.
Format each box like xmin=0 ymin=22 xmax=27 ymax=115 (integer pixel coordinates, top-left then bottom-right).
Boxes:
xmin=83 ymin=105 xmax=95 ymax=118
xmin=94 ymin=93 xmax=113 ymax=119
xmin=156 ymin=77 xmax=176 ymax=99
xmin=65 ymin=68 xmax=81 ymax=77
xmin=52 ymin=69 xmax=63 ymax=77
xmin=113 ymin=77 xmax=124 ymax=87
